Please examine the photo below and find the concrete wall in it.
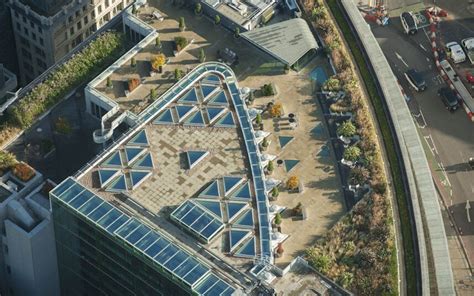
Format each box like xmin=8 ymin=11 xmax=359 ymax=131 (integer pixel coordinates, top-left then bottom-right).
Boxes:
xmin=339 ymin=0 xmax=455 ymax=295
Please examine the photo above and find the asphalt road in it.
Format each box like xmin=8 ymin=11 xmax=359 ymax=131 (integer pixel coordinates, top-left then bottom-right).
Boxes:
xmin=371 ymin=5 xmax=474 ymax=266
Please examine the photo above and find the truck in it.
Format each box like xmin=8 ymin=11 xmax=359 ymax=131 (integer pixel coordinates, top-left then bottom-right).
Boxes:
xmin=446 ymin=42 xmax=466 ymax=64
xmin=461 ymin=37 xmax=474 ymax=64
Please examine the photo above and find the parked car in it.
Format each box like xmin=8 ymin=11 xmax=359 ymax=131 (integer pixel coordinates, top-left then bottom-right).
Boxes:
xmin=438 ymin=87 xmax=459 ymax=111
xmin=461 ymin=37 xmax=474 ymax=64
xmin=400 ymin=12 xmax=417 ymax=35
xmin=446 ymin=42 xmax=466 ymax=63
xmin=404 ymin=69 xmax=426 ymax=91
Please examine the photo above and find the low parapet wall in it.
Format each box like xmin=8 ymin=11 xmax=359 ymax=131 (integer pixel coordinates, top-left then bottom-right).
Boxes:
xmin=339 ymin=0 xmax=455 ymax=295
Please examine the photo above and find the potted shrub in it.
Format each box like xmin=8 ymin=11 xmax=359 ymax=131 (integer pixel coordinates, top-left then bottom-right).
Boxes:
xmin=234 ymin=26 xmax=240 ymax=38
xmin=271 ymin=186 xmax=279 ymax=200
xmin=261 ymin=83 xmax=275 ymax=96
xmin=247 ymin=91 xmax=255 ymax=105
xmin=174 ymin=36 xmax=188 ymax=52
xmin=343 ymin=146 xmax=361 ymax=162
xmin=198 ymin=48 xmax=206 ymax=63
xmin=178 ymin=17 xmax=186 ymax=32
xmin=174 ymin=68 xmax=183 ymax=81
xmin=337 ymin=120 xmax=356 ymax=138
xmin=131 ymin=5 xmax=137 ymax=15
xmin=150 ymin=88 xmax=157 ymax=101
xmin=274 ymin=212 xmax=282 ymax=226
xmin=214 ymin=15 xmax=221 ymax=25
xmin=261 ymin=137 xmax=269 ymax=151
xmin=286 ymin=176 xmax=299 ymax=192
xmin=155 ymin=36 xmax=161 ymax=49
xmin=128 ymin=78 xmax=140 ymax=92
xmin=276 ymin=243 xmax=284 ymax=257
xmin=151 ymin=53 xmax=166 ymax=73
xmin=322 ymin=76 xmax=341 ymax=92
xmin=12 ymin=162 xmax=35 ymax=182
xmin=194 ymin=3 xmax=202 ymax=15
xmin=131 ymin=57 xmax=137 ymax=67
xmin=106 ymin=76 xmax=113 ymax=89
xmin=255 ymin=113 xmax=262 ymax=126
xmin=292 ymin=202 xmax=303 ymax=216
xmin=267 ymin=160 xmax=274 ymax=175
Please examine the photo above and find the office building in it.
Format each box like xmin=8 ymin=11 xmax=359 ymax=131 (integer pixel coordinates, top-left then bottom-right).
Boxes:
xmin=8 ymin=0 xmax=134 ymax=84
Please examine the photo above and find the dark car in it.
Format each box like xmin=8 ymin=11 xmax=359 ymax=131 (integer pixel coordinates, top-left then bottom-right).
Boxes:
xmin=400 ymin=12 xmax=417 ymax=35
xmin=438 ymin=87 xmax=459 ymax=111
xmin=404 ymin=69 xmax=426 ymax=91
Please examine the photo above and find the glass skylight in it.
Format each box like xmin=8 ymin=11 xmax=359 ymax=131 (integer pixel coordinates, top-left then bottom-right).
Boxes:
xmin=229 ymin=182 xmax=251 ymax=201
xmin=198 ymin=180 xmax=221 ymax=199
xmin=128 ymin=130 xmax=149 ymax=146
xmin=186 ymin=151 xmax=209 ymax=169
xmin=226 ymin=201 xmax=248 ymax=222
xmin=284 ymin=159 xmax=300 ymax=172
xmin=229 ymin=229 xmax=251 ymax=252
xmin=185 ymin=111 xmax=205 ymax=126
xmin=194 ymin=199 xmax=222 ymax=220
xmin=101 ymin=151 xmax=122 ymax=167
xmin=234 ymin=236 xmax=256 ymax=258
xmin=129 ymin=170 xmax=151 ymax=189
xmin=215 ymin=112 xmax=235 ymax=128
xmin=201 ymin=85 xmax=219 ymax=100
xmin=178 ymin=88 xmax=199 ymax=104
xmin=278 ymin=136 xmax=294 ymax=149
xmin=222 ymin=176 xmax=244 ymax=196
xmin=131 ymin=152 xmax=154 ymax=170
xmin=153 ymin=108 xmax=175 ymax=125
xmin=175 ymin=105 xmax=196 ymax=122
xmin=206 ymin=107 xmax=226 ymax=124
xmin=125 ymin=147 xmax=146 ymax=164
xmin=232 ymin=209 xmax=254 ymax=229
xmin=98 ymin=169 xmax=120 ymax=188
xmin=208 ymin=91 xmax=228 ymax=106
xmin=106 ymin=174 xmax=128 ymax=192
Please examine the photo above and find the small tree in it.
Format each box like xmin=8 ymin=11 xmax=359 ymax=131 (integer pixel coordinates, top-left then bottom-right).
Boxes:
xmin=274 ymin=212 xmax=282 ymax=225
xmin=150 ymin=88 xmax=157 ymax=100
xmin=174 ymin=36 xmax=188 ymax=50
xmin=255 ymin=113 xmax=262 ymax=125
xmin=198 ymin=48 xmax=206 ymax=63
xmin=261 ymin=137 xmax=269 ymax=149
xmin=151 ymin=53 xmax=166 ymax=72
xmin=194 ymin=3 xmax=202 ymax=15
xmin=287 ymin=176 xmax=299 ymax=191
xmin=178 ymin=17 xmax=185 ymax=32
xmin=337 ymin=120 xmax=356 ymax=137
xmin=131 ymin=5 xmax=137 ymax=15
xmin=267 ymin=160 xmax=274 ymax=173
xmin=269 ymin=102 xmax=283 ymax=118
xmin=131 ymin=57 xmax=136 ymax=67
xmin=311 ymin=6 xmax=326 ymax=20
xmin=322 ymin=76 xmax=341 ymax=91
xmin=174 ymin=68 xmax=182 ymax=81
xmin=311 ymin=254 xmax=331 ymax=273
xmin=106 ymin=76 xmax=113 ymax=88
xmin=337 ymin=272 xmax=354 ymax=288
xmin=55 ymin=117 xmax=72 ymax=135
xmin=343 ymin=146 xmax=361 ymax=162
xmin=271 ymin=186 xmax=279 ymax=198
xmin=0 ymin=151 xmax=17 ymax=170
xmin=234 ymin=26 xmax=240 ymax=38
xmin=350 ymin=166 xmax=370 ymax=185
xmin=214 ymin=15 xmax=221 ymax=25
xmin=155 ymin=36 xmax=161 ymax=48
xmin=261 ymin=83 xmax=274 ymax=96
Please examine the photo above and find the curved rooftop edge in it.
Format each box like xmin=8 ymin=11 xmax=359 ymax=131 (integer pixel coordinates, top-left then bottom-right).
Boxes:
xmin=340 ymin=0 xmax=454 ymax=294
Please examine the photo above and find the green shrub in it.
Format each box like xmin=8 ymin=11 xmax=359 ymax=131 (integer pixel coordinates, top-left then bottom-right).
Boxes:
xmin=274 ymin=212 xmax=282 ymax=225
xmin=194 ymin=3 xmax=202 ymax=14
xmin=337 ymin=120 xmax=356 ymax=137
xmin=214 ymin=15 xmax=221 ymax=25
xmin=310 ymin=254 xmax=331 ymax=273
xmin=255 ymin=113 xmax=262 ymax=125
xmin=322 ymin=76 xmax=341 ymax=91
xmin=271 ymin=186 xmax=279 ymax=198
xmin=0 ymin=151 xmax=17 ymax=170
xmin=174 ymin=68 xmax=183 ymax=81
xmin=9 ymin=32 xmax=126 ymax=129
xmin=131 ymin=57 xmax=136 ymax=67
xmin=155 ymin=36 xmax=161 ymax=48
xmin=174 ymin=36 xmax=188 ymax=50
xmin=150 ymin=88 xmax=157 ymax=100
xmin=234 ymin=27 xmax=240 ymax=38
xmin=267 ymin=160 xmax=274 ymax=172
xmin=178 ymin=17 xmax=185 ymax=31
xmin=343 ymin=146 xmax=361 ymax=161
xmin=198 ymin=48 xmax=206 ymax=63
xmin=261 ymin=83 xmax=274 ymax=96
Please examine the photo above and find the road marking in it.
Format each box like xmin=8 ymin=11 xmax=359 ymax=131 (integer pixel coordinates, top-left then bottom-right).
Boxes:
xmin=420 ymin=44 xmax=428 ymax=52
xmin=466 ymin=200 xmax=471 ymax=223
xmin=395 ymin=52 xmax=409 ymax=68
xmin=422 ymin=27 xmax=431 ymax=42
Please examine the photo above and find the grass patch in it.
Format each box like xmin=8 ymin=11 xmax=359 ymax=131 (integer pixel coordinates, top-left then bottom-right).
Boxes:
xmin=326 ymin=0 xmax=416 ymax=294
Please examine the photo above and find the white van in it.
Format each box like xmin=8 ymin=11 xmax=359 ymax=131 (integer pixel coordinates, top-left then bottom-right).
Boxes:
xmin=446 ymin=42 xmax=466 ymax=63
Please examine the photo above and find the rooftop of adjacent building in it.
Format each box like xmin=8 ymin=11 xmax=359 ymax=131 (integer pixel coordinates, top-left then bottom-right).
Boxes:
xmin=14 ymin=0 xmax=71 ymax=17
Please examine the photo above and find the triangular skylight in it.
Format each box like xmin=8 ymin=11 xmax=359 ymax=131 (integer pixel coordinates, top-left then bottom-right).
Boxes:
xmin=278 ymin=136 xmax=294 ymax=149
xmin=130 ymin=170 xmax=151 ymax=189
xmin=186 ymin=151 xmax=209 ymax=169
xmin=102 ymin=151 xmax=122 ymax=167
xmin=175 ymin=105 xmax=196 ymax=122
xmin=153 ymin=109 xmax=175 ymax=125
xmin=184 ymin=111 xmax=205 ymax=126
xmin=106 ymin=174 xmax=128 ymax=192
xmin=201 ymin=85 xmax=219 ymax=100
xmin=199 ymin=180 xmax=221 ymax=199
xmin=206 ymin=107 xmax=226 ymax=124
xmin=229 ymin=229 xmax=251 ymax=252
xmin=125 ymin=147 xmax=145 ymax=164
xmin=234 ymin=236 xmax=256 ymax=258
xmin=131 ymin=152 xmax=154 ymax=170
xmin=208 ymin=91 xmax=228 ymax=106
xmin=128 ymin=130 xmax=149 ymax=146
xmin=223 ymin=176 xmax=244 ymax=196
xmin=284 ymin=159 xmax=300 ymax=172
xmin=178 ymin=88 xmax=199 ymax=104
xmin=227 ymin=202 xmax=248 ymax=222
xmin=195 ymin=199 xmax=222 ymax=220
xmin=233 ymin=209 xmax=254 ymax=229
xmin=230 ymin=182 xmax=251 ymax=201
xmin=98 ymin=169 xmax=120 ymax=188
xmin=215 ymin=112 xmax=235 ymax=127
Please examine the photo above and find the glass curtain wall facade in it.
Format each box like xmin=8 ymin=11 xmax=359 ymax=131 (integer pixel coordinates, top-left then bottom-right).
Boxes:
xmin=52 ymin=198 xmax=194 ymax=296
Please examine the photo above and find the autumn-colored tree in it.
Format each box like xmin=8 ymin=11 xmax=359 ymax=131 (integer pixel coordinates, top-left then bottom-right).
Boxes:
xmin=287 ymin=176 xmax=299 ymax=190
xmin=151 ymin=54 xmax=166 ymax=71
xmin=269 ymin=102 xmax=283 ymax=118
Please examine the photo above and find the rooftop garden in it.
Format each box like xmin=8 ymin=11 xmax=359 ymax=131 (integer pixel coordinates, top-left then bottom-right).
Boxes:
xmin=0 ymin=31 xmax=127 ymax=148
xmin=302 ymin=0 xmax=403 ymax=294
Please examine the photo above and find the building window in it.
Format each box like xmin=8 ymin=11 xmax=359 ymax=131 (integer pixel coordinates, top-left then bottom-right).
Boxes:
xmin=68 ymin=16 xmax=73 ymax=23
xmin=105 ymin=0 xmax=110 ymax=8
xmin=22 ymin=16 xmax=26 ymax=23
xmin=35 ymin=46 xmax=46 ymax=57
xmin=98 ymin=4 xmax=102 ymax=14
xmin=77 ymin=21 xmax=82 ymax=30
xmin=23 ymin=27 xmax=28 ymax=36
xmin=22 ymin=48 xmax=32 ymax=60
xmin=38 ymin=26 xmax=42 ymax=33
xmin=16 ymin=22 xmax=21 ymax=31
xmin=31 ymin=32 xmax=36 ymax=41
xmin=14 ymin=11 xmax=19 ymax=18
xmin=91 ymin=10 xmax=96 ymax=18
xmin=83 ymin=5 xmax=87 ymax=12
xmin=84 ymin=15 xmax=89 ymax=24
xmin=20 ymin=36 xmax=30 ymax=48
xmin=4 ymin=245 xmax=8 ymax=254
xmin=37 ymin=58 xmax=47 ymax=69
xmin=6 ymin=265 xmax=11 ymax=274
xmin=70 ymin=27 xmax=74 ymax=35
xmin=39 ymin=37 xmax=44 ymax=45
xmin=75 ymin=10 xmax=80 ymax=18
xmin=29 ymin=20 xmax=35 ymax=28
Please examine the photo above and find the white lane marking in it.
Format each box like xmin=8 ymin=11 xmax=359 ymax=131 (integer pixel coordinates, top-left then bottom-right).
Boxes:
xmin=395 ymin=52 xmax=409 ymax=68
xmin=466 ymin=200 xmax=471 ymax=223
xmin=420 ymin=44 xmax=428 ymax=52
